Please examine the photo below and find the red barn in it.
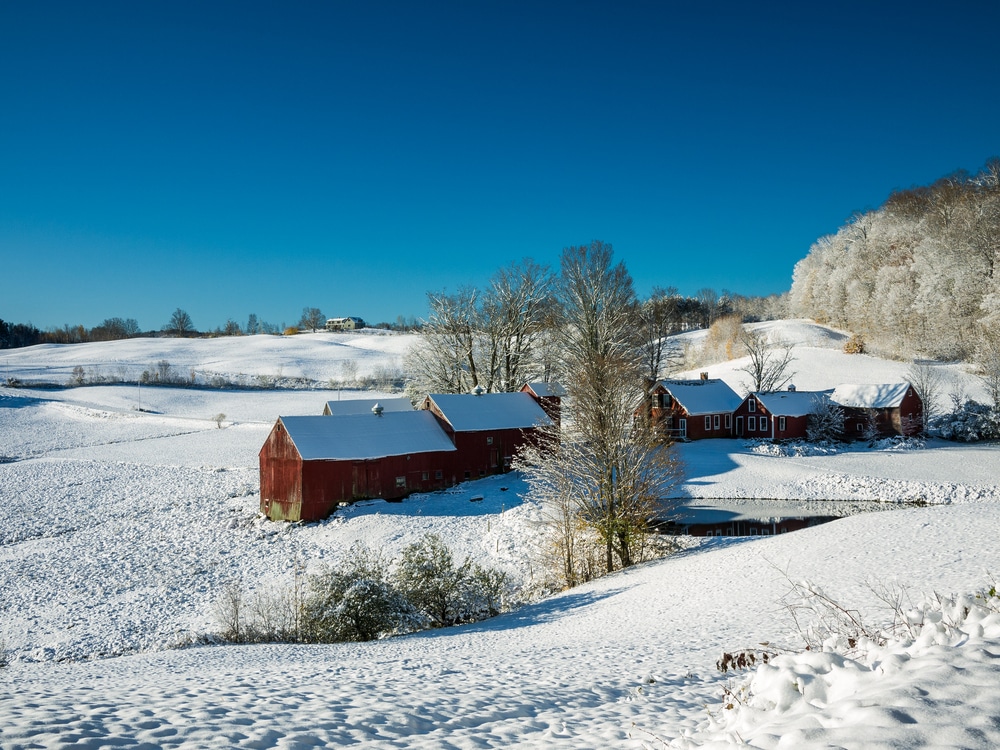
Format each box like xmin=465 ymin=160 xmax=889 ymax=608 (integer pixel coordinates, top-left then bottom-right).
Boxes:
xmin=734 ymin=388 xmax=831 ymax=440
xmin=830 ymin=383 xmax=924 ymax=438
xmin=648 ymin=376 xmax=743 ymax=440
xmin=259 ymin=410 xmax=458 ymax=522
xmin=421 ymin=391 xmax=553 ymax=479
xmin=520 ymin=381 xmax=566 ymax=428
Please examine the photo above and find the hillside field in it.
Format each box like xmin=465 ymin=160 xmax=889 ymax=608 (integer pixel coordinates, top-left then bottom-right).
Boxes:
xmin=2 ymin=321 xmax=999 ymax=748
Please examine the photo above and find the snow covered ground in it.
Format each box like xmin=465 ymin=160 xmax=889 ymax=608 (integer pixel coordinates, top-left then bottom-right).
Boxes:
xmin=2 ymin=321 xmax=1000 ymax=748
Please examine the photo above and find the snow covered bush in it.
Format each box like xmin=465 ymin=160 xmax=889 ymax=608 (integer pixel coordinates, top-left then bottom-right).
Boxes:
xmin=929 ymin=397 xmax=1000 ymax=442
xmin=303 ymin=542 xmax=407 ymax=642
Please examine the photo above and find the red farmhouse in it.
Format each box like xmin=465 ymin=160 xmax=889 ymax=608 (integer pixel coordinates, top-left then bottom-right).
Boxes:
xmin=734 ymin=388 xmax=831 ymax=440
xmin=648 ymin=376 xmax=743 ymax=440
xmin=830 ymin=383 xmax=923 ymax=438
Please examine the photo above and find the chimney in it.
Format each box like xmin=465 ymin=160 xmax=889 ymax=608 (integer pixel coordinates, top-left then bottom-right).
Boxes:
xmin=372 ymin=403 xmax=384 ymax=416
xmin=700 ymin=372 xmax=709 ymax=381
xmin=788 ymin=384 xmax=796 ymax=392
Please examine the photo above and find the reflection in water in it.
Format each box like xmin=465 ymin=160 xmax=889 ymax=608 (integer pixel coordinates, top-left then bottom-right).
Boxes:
xmin=653 ymin=498 xmax=899 ymax=537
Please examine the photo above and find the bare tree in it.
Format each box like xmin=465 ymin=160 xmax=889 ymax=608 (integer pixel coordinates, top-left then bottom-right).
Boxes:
xmin=738 ymin=327 xmax=796 ymax=393
xmin=518 ymin=241 xmax=682 ymax=576
xmin=637 ymin=286 xmax=684 ymax=383
xmin=166 ymin=308 xmax=194 ymax=337
xmin=480 ymin=259 xmax=556 ymax=392
xmin=405 ymin=287 xmax=482 ymax=396
xmin=905 ymin=361 xmax=945 ymax=431
xmin=299 ymin=307 xmax=325 ymax=333
xmin=806 ymin=395 xmax=844 ymax=443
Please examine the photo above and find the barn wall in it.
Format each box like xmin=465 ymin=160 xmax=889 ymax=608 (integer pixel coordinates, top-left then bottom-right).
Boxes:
xmin=259 ymin=421 xmax=304 ymax=521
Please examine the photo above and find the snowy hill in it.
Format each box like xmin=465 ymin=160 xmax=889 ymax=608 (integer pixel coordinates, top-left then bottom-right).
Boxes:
xmin=2 ymin=320 xmax=1000 ymax=748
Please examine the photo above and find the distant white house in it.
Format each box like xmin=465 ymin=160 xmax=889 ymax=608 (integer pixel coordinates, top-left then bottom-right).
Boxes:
xmin=325 ymin=316 xmax=365 ymax=331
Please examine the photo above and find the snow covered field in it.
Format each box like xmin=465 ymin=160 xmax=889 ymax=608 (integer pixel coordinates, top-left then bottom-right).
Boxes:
xmin=2 ymin=322 xmax=1000 ymax=748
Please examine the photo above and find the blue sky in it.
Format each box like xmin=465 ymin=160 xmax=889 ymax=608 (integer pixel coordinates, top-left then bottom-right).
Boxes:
xmin=2 ymin=1 xmax=998 ymax=332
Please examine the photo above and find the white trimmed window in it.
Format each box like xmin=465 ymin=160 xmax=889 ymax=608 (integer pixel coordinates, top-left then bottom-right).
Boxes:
xmin=705 ymin=415 xmax=711 ymax=430
xmin=748 ymin=416 xmax=756 ymax=431
xmin=779 ymin=416 xmax=786 ymax=431
xmin=748 ymin=399 xmax=756 ymax=413
xmin=713 ymin=415 xmax=720 ymax=430
xmin=725 ymin=414 xmax=731 ymax=429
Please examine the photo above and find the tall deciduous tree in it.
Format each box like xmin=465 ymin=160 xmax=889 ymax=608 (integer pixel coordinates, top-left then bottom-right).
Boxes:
xmin=166 ymin=308 xmax=194 ymax=337
xmin=520 ymin=241 xmax=682 ymax=577
xmin=299 ymin=307 xmax=325 ymax=333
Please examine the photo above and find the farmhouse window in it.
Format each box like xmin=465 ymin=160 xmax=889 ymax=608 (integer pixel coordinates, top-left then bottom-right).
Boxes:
xmin=748 ymin=416 xmax=756 ymax=431
xmin=395 ymin=476 xmax=406 ymax=488
xmin=422 ymin=471 xmax=429 ymax=481
xmin=725 ymin=414 xmax=732 ymax=429
xmin=704 ymin=416 xmax=711 ymax=430
xmin=486 ymin=436 xmax=493 ymax=445
xmin=653 ymin=393 xmax=663 ymax=408
xmin=464 ymin=471 xmax=471 ymax=480
xmin=713 ymin=415 xmax=720 ymax=430
xmin=779 ymin=417 xmax=786 ymax=431
xmin=749 ymin=399 xmax=756 ymax=413
xmin=435 ymin=470 xmax=443 ymax=479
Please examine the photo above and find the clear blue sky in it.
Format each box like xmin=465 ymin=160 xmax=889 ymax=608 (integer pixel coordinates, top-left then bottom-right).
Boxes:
xmin=3 ymin=1 xmax=998 ymax=332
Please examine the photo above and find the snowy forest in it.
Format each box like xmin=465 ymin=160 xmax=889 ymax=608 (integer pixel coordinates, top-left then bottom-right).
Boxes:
xmin=788 ymin=159 xmax=1000 ymax=362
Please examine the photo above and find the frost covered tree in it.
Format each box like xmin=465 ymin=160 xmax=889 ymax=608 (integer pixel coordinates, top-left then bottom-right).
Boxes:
xmin=905 ymin=362 xmax=944 ymax=432
xmin=518 ymin=241 xmax=683 ymax=578
xmin=788 ymin=159 xmax=1000 ymax=360
xmin=406 ymin=261 xmax=555 ymax=396
xmin=637 ymin=286 xmax=685 ymax=382
xmin=806 ymin=395 xmax=844 ymax=443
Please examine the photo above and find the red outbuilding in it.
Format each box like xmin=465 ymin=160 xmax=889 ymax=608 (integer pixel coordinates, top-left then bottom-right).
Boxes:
xmin=421 ymin=390 xmax=553 ymax=480
xmin=733 ymin=387 xmax=831 ymax=440
xmin=259 ymin=410 xmax=458 ymax=522
xmin=830 ymin=383 xmax=924 ymax=438
xmin=647 ymin=376 xmax=743 ymax=440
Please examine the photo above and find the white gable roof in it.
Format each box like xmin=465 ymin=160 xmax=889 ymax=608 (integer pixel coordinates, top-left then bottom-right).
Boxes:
xmin=657 ymin=379 xmax=743 ymax=415
xmin=755 ymin=390 xmax=832 ymax=418
xmin=323 ymin=396 xmax=412 ymax=417
xmin=279 ymin=412 xmax=456 ymax=461
xmin=427 ymin=392 xmax=552 ymax=432
xmin=830 ymin=383 xmax=912 ymax=409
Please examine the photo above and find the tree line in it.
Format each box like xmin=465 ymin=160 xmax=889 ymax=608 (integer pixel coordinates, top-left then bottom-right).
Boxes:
xmin=788 ymin=158 xmax=1000 ymax=363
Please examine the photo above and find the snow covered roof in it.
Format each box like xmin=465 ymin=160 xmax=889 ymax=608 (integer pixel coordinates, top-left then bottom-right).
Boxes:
xmin=279 ymin=412 xmax=456 ymax=460
xmin=830 ymin=383 xmax=912 ymax=409
xmin=426 ymin=392 xmax=553 ymax=432
xmin=656 ymin=379 xmax=743 ymax=415
xmin=754 ymin=390 xmax=832 ymax=417
xmin=523 ymin=381 xmax=567 ymax=398
xmin=323 ymin=396 xmax=413 ymax=416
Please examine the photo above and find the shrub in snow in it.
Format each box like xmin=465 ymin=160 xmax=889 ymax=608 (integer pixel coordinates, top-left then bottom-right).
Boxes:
xmin=303 ymin=543 xmax=406 ymax=642
xmin=395 ymin=533 xmax=473 ymax=628
xmin=930 ymin=397 xmax=1000 ymax=442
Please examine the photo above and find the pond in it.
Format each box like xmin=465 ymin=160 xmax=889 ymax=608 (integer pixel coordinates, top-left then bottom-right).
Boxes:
xmin=653 ymin=498 xmax=901 ymax=537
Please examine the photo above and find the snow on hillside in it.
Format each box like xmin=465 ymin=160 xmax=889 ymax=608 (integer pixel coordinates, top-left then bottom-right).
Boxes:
xmin=2 ymin=320 xmax=1000 ymax=748
xmin=678 ymin=318 xmax=987 ymax=402
xmin=1 ymin=330 xmax=416 ymax=386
